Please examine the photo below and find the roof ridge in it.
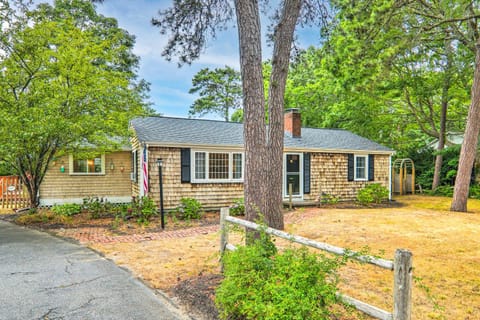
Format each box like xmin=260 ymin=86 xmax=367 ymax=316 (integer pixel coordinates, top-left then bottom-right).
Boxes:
xmin=138 ymin=115 xmax=244 ymax=125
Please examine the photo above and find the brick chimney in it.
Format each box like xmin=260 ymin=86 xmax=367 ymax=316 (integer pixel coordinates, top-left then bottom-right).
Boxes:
xmin=284 ymin=108 xmax=301 ymax=138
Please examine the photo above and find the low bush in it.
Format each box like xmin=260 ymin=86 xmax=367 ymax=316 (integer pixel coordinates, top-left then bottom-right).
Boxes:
xmin=51 ymin=203 xmax=82 ymax=216
xmin=357 ymin=183 xmax=389 ymax=205
xmin=427 ymin=184 xmax=480 ymax=199
xmin=216 ymin=230 xmax=346 ymax=320
xmin=16 ymin=211 xmax=71 ymax=225
xmin=229 ymin=198 xmax=245 ymax=216
xmin=469 ymin=184 xmax=480 ymax=199
xmin=174 ymin=197 xmax=203 ymax=220
xmin=131 ymin=196 xmax=158 ymax=225
xmin=320 ymin=193 xmax=339 ymax=205
xmin=83 ymin=197 xmax=114 ymax=219
xmin=428 ymin=185 xmax=454 ymax=197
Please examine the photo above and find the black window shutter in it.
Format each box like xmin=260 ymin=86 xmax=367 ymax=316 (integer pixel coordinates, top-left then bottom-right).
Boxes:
xmin=180 ymin=148 xmax=191 ymax=183
xmin=368 ymin=154 xmax=375 ymax=181
xmin=132 ymin=150 xmax=138 ymax=182
xmin=303 ymin=153 xmax=311 ymax=194
xmin=347 ymin=154 xmax=354 ymax=181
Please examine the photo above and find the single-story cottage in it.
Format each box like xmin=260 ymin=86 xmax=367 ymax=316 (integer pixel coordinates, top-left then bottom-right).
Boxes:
xmin=39 ymin=109 xmax=394 ymax=208
xmin=39 ymin=149 xmax=132 ymax=206
xmin=129 ymin=109 xmax=394 ymax=210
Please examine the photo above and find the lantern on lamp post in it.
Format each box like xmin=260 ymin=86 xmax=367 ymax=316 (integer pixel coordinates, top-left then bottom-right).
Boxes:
xmin=156 ymin=158 xmax=165 ymax=229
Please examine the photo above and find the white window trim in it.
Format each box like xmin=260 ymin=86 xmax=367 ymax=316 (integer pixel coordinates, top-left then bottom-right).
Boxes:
xmin=191 ymin=150 xmax=244 ymax=183
xmin=69 ymin=154 xmax=106 ymax=175
xmin=131 ymin=149 xmax=138 ymax=182
xmin=283 ymin=153 xmax=304 ymax=199
xmin=354 ymin=154 xmax=368 ymax=181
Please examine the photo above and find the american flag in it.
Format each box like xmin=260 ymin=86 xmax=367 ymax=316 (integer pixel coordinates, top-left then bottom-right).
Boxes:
xmin=142 ymin=145 xmax=148 ymax=195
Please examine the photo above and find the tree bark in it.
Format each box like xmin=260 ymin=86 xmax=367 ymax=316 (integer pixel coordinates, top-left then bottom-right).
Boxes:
xmin=451 ymin=40 xmax=480 ymax=212
xmin=235 ymin=0 xmax=302 ymax=230
xmin=265 ymin=0 xmax=302 ymax=230
xmin=432 ymin=39 xmax=453 ymax=190
xmin=234 ymin=0 xmax=267 ymax=224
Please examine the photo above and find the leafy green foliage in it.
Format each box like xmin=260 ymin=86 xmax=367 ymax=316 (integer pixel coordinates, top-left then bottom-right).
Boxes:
xmin=0 ymin=161 xmax=13 ymax=176
xmin=427 ymin=185 xmax=480 ymax=199
xmin=16 ymin=210 xmax=72 ymax=225
xmin=131 ymin=196 xmax=158 ymax=225
xmin=469 ymin=185 xmax=480 ymax=200
xmin=189 ymin=66 xmax=242 ymax=121
xmin=320 ymin=193 xmax=339 ymax=205
xmin=82 ymin=197 xmax=113 ymax=219
xmin=0 ymin=0 xmax=151 ymax=207
xmin=229 ymin=198 xmax=245 ymax=216
xmin=427 ymin=186 xmax=454 ymax=197
xmin=51 ymin=203 xmax=82 ymax=216
xmin=412 ymin=145 xmax=461 ymax=190
xmin=174 ymin=197 xmax=204 ymax=220
xmin=357 ymin=183 xmax=389 ymax=205
xmin=216 ymin=231 xmax=345 ymax=320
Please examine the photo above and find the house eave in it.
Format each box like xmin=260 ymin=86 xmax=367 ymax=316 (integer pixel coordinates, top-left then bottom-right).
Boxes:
xmin=284 ymin=147 xmax=395 ymax=155
xmin=139 ymin=141 xmax=395 ymax=155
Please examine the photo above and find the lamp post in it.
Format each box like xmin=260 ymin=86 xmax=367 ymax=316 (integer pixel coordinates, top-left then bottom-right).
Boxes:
xmin=156 ymin=158 xmax=165 ymax=229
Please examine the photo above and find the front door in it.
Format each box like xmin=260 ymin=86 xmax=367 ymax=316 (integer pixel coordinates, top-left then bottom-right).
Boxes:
xmin=284 ymin=153 xmax=302 ymax=198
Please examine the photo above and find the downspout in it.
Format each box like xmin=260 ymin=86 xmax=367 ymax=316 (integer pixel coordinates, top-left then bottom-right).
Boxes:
xmin=389 ymin=155 xmax=392 ymax=200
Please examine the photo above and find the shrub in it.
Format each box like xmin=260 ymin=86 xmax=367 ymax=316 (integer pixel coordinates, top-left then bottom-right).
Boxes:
xmin=131 ymin=196 xmax=158 ymax=225
xmin=469 ymin=184 xmax=480 ymax=199
xmin=83 ymin=197 xmax=114 ymax=219
xmin=51 ymin=203 xmax=82 ymax=216
xmin=320 ymin=193 xmax=339 ymax=205
xmin=174 ymin=197 xmax=203 ymax=220
xmin=229 ymin=198 xmax=245 ymax=216
xmin=216 ymin=230 xmax=345 ymax=320
xmin=357 ymin=183 xmax=389 ymax=205
xmin=427 ymin=184 xmax=480 ymax=199
xmin=428 ymin=185 xmax=454 ymax=197
xmin=17 ymin=211 xmax=72 ymax=225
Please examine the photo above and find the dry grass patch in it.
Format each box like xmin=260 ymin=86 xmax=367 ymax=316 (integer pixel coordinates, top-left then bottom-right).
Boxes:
xmin=0 ymin=208 xmax=14 ymax=214
xmin=287 ymin=195 xmax=480 ymax=320
xmin=90 ymin=195 xmax=480 ymax=319
xmin=91 ymin=233 xmax=220 ymax=291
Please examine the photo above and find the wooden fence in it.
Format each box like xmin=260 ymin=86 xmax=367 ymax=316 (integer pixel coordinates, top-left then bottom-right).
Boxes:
xmin=0 ymin=176 xmax=29 ymax=210
xmin=219 ymin=208 xmax=412 ymax=320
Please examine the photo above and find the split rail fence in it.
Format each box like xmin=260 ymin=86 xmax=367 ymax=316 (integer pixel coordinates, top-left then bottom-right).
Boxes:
xmin=0 ymin=176 xmax=29 ymax=210
xmin=219 ymin=208 xmax=412 ymax=320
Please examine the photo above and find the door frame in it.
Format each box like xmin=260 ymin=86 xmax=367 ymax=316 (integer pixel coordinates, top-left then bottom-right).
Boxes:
xmin=283 ymin=152 xmax=303 ymax=199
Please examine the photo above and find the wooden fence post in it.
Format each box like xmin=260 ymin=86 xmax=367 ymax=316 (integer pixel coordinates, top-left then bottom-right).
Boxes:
xmin=220 ymin=207 xmax=229 ymax=272
xmin=393 ymin=249 xmax=412 ymax=320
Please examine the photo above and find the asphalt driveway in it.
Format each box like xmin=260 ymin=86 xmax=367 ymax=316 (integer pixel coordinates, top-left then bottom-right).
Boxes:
xmin=0 ymin=221 xmax=188 ymax=320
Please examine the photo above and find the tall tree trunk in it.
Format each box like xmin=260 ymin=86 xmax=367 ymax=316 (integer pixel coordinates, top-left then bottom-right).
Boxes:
xmin=432 ymin=39 xmax=453 ymax=190
xmin=265 ymin=0 xmax=302 ymax=230
xmin=234 ymin=0 xmax=267 ymax=224
xmin=451 ymin=40 xmax=480 ymax=212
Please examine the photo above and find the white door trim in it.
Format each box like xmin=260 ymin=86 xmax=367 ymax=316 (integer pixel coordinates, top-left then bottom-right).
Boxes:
xmin=283 ymin=152 xmax=303 ymax=200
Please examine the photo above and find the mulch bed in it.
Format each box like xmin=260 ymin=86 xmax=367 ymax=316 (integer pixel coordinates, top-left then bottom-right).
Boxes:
xmin=170 ymin=274 xmax=223 ymax=320
xmin=1 ymin=210 xmax=220 ymax=235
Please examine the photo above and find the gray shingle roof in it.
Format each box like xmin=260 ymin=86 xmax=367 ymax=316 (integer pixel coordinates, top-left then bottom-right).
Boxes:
xmin=130 ymin=116 xmax=393 ymax=153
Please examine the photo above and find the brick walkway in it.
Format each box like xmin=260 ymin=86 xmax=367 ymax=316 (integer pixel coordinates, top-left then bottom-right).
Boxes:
xmin=55 ymin=224 xmax=220 ymax=244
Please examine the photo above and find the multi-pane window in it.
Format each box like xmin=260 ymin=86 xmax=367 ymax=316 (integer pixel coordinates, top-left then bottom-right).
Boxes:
xmin=193 ymin=151 xmax=243 ymax=182
xmin=232 ymin=153 xmax=242 ymax=179
xmin=70 ymin=155 xmax=104 ymax=174
xmin=209 ymin=153 xmax=229 ymax=179
xmin=195 ymin=152 xmax=206 ymax=179
xmin=355 ymin=155 xmax=367 ymax=180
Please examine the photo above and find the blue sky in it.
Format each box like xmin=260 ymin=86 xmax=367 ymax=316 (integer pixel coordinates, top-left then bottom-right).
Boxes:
xmin=96 ymin=0 xmax=243 ymax=119
xmin=35 ymin=1 xmax=324 ymax=119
